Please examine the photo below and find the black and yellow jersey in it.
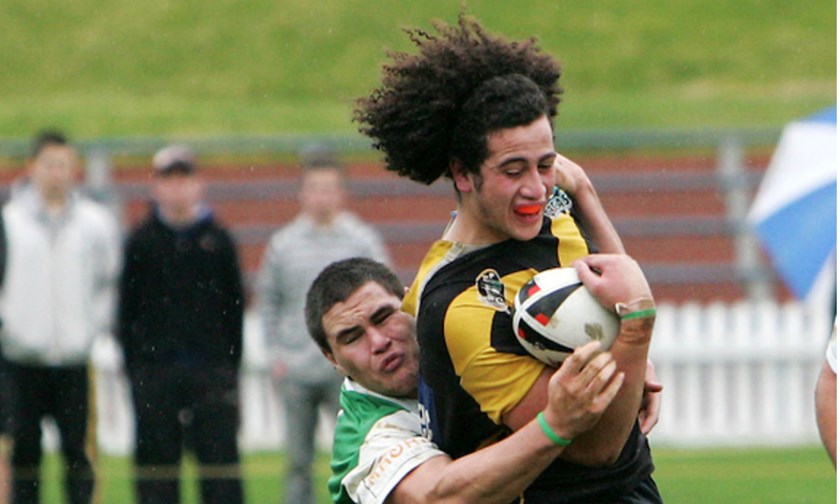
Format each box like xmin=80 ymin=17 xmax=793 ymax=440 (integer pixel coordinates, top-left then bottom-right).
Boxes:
xmin=404 ymin=208 xmax=658 ymax=503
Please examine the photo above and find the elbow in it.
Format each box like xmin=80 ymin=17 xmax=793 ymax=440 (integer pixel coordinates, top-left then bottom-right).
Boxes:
xmin=593 ymin=448 xmax=623 ymax=467
xmin=562 ymin=445 xmax=622 ymax=468
xmin=426 ymin=481 xmax=470 ymax=504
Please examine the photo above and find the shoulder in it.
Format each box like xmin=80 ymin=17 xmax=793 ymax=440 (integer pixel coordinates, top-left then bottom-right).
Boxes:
xmin=337 ymin=213 xmax=382 ymax=238
xmin=126 ymin=213 xmax=158 ymax=235
xmin=69 ymin=198 xmax=119 ymax=238
xmin=73 ymin=196 xmax=108 ymax=215
xmin=403 ymin=240 xmax=463 ymax=317
xmin=267 ymin=219 xmax=306 ymax=246
xmin=81 ymin=198 xmax=117 ymax=221
xmin=333 ymin=388 xmax=444 ymax=504
xmin=260 ymin=227 xmax=295 ymax=265
xmin=123 ymin=216 xmax=162 ymax=248
xmin=338 ymin=384 xmax=411 ymax=426
xmin=335 ymin=381 xmax=421 ymax=447
xmin=1 ymin=201 xmax=26 ymax=224
xmin=204 ymin=217 xmax=236 ymax=242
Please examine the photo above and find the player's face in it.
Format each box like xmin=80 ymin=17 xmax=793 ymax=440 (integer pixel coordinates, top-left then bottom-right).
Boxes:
xmin=322 ymin=281 xmax=419 ymax=398
xmin=459 ymin=115 xmax=556 ymax=243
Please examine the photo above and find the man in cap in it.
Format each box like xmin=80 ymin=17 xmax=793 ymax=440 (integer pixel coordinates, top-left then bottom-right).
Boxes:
xmin=118 ymin=144 xmax=245 ymax=504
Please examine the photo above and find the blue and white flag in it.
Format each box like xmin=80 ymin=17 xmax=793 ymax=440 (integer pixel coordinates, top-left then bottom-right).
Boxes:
xmin=748 ymin=106 xmax=837 ymax=299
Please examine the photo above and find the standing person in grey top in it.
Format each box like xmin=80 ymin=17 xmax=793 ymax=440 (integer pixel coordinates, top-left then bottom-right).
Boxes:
xmin=255 ymin=146 xmax=389 ymax=504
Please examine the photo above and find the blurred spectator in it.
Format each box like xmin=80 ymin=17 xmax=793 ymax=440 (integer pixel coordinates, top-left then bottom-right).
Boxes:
xmin=255 ymin=146 xmax=389 ymax=504
xmin=117 ymin=144 xmax=245 ymax=504
xmin=0 ymin=130 xmax=120 ymax=504
xmin=815 ymin=320 xmax=836 ymax=466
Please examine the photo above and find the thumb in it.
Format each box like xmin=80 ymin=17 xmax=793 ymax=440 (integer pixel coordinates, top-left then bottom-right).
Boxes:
xmin=574 ymin=259 xmax=599 ymax=284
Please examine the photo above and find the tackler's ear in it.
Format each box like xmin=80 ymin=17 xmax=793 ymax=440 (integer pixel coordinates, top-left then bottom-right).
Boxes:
xmin=321 ymin=348 xmax=348 ymax=377
xmin=321 ymin=347 xmax=337 ymax=367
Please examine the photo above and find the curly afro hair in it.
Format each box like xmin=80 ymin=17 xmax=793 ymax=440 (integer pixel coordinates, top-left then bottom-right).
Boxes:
xmin=354 ymin=15 xmax=563 ymax=185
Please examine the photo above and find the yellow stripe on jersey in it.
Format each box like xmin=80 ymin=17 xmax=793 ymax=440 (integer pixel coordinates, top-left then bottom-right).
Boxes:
xmin=403 ymin=239 xmax=461 ymax=318
xmin=552 ymin=213 xmax=590 ymax=266
xmin=443 ymin=268 xmax=546 ymax=424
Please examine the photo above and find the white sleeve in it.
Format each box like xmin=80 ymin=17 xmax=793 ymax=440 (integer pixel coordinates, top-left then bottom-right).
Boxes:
xmin=344 ymin=410 xmax=446 ymax=504
xmin=827 ymin=321 xmax=837 ymax=374
xmin=92 ymin=207 xmax=122 ymax=337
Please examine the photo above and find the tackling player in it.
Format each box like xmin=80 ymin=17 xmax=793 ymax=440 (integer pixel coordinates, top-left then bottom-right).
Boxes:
xmin=306 ymin=257 xmax=626 ymax=504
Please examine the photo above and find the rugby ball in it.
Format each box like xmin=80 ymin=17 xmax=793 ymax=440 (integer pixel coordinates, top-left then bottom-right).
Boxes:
xmin=512 ymin=267 xmax=619 ymax=366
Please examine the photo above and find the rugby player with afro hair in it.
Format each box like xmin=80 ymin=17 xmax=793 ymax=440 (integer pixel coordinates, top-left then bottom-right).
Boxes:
xmin=352 ymin=14 xmax=663 ymax=503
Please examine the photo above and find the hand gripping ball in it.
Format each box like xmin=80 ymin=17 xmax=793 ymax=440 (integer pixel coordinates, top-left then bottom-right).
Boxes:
xmin=512 ymin=267 xmax=619 ymax=366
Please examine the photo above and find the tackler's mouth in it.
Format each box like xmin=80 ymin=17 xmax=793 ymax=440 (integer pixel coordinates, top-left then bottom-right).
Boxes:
xmin=380 ymin=352 xmax=404 ymax=373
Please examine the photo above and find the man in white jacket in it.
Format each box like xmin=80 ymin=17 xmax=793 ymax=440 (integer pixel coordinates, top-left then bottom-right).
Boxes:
xmin=0 ymin=130 xmax=120 ymax=504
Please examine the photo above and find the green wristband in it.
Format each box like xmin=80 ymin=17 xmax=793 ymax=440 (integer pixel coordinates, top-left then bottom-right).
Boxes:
xmin=620 ymin=307 xmax=657 ymax=321
xmin=536 ymin=412 xmax=572 ymax=446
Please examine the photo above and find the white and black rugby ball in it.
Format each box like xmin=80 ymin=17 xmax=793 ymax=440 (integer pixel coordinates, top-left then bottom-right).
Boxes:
xmin=512 ymin=267 xmax=619 ymax=366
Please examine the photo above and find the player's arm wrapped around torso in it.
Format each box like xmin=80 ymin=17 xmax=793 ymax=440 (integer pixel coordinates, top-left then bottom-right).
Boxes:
xmin=443 ymin=288 xmax=547 ymax=425
xmin=340 ymin=408 xmax=446 ymax=504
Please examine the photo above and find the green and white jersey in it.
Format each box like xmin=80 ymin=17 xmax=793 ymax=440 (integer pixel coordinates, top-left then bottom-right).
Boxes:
xmin=330 ymin=378 xmax=446 ymax=504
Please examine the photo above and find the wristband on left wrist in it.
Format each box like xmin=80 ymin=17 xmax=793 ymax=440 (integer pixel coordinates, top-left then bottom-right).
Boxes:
xmin=536 ymin=412 xmax=572 ymax=446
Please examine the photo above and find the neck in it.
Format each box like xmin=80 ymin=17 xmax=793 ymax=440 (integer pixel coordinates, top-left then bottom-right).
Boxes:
xmin=309 ymin=211 xmax=339 ymax=228
xmin=442 ymin=203 xmax=498 ymax=245
xmin=160 ymin=206 xmax=199 ymax=227
xmin=39 ymin=189 xmax=68 ymax=214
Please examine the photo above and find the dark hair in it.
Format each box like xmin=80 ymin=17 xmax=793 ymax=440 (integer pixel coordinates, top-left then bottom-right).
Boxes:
xmin=354 ymin=15 xmax=562 ymax=185
xmin=305 ymin=258 xmax=404 ymax=353
xmin=30 ymin=129 xmax=68 ymax=158
xmin=298 ymin=144 xmax=344 ymax=172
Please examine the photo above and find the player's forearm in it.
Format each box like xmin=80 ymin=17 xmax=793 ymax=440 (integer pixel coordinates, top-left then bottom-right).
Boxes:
xmin=559 ymin=317 xmax=652 ymax=465
xmin=424 ymin=421 xmax=565 ymax=504
xmin=571 ymin=178 xmax=625 ymax=254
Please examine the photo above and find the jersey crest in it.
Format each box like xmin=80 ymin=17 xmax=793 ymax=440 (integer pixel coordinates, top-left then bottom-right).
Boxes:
xmin=475 ymin=268 xmax=509 ymax=312
xmin=544 ymin=187 xmax=574 ymax=219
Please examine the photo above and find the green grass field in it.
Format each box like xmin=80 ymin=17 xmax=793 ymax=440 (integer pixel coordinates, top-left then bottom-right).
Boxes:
xmin=0 ymin=0 xmax=833 ymax=139
xmin=30 ymin=445 xmax=835 ymax=503
xmin=653 ymin=446 xmax=836 ymax=503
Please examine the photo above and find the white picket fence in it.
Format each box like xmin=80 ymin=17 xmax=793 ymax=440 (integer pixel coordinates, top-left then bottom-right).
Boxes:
xmin=648 ymin=300 xmax=831 ymax=446
xmin=86 ymin=301 xmax=832 ymax=455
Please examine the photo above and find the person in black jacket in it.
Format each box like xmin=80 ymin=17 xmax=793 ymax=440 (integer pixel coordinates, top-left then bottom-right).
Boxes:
xmin=118 ymin=144 xmax=245 ymax=504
